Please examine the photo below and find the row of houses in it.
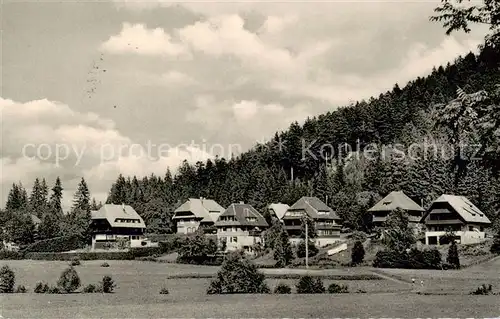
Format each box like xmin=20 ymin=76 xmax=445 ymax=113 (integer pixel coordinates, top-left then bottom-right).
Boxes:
xmin=89 ymin=191 xmax=491 ymax=253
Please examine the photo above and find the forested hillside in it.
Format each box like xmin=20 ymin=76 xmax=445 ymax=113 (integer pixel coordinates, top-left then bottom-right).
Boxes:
xmin=104 ymin=45 xmax=500 ymax=233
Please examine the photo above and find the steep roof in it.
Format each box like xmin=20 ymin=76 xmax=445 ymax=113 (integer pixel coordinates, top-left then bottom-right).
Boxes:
xmin=421 ymin=195 xmax=491 ymax=224
xmin=368 ymin=191 xmax=424 ymax=212
xmin=284 ymin=197 xmax=341 ymax=220
xmin=215 ymin=203 xmax=268 ymax=228
xmin=91 ymin=204 xmax=146 ymax=228
xmin=173 ymin=198 xmax=225 ymax=223
xmin=268 ymin=203 xmax=290 ymax=219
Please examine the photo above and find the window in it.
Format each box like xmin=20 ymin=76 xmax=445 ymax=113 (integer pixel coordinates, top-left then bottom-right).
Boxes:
xmin=232 ymin=237 xmax=238 ymax=243
xmin=245 ymin=217 xmax=257 ymax=222
xmin=469 ymin=226 xmax=473 ymax=231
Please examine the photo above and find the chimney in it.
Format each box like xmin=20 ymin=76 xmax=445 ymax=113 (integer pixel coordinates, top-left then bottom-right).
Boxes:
xmin=122 ymin=203 xmax=125 ymax=211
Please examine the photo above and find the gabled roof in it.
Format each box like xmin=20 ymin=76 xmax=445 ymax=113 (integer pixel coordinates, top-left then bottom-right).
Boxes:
xmin=284 ymin=197 xmax=341 ymax=220
xmin=268 ymin=203 xmax=290 ymax=219
xmin=421 ymin=195 xmax=491 ymax=224
xmin=368 ymin=191 xmax=424 ymax=212
xmin=173 ymin=198 xmax=225 ymax=223
xmin=91 ymin=204 xmax=146 ymax=228
xmin=215 ymin=203 xmax=268 ymax=228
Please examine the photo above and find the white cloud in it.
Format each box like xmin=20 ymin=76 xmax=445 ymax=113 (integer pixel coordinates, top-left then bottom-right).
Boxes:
xmin=0 ymin=97 xmax=214 ymax=210
xmin=159 ymin=71 xmax=196 ymax=86
xmin=101 ymin=23 xmax=188 ymax=57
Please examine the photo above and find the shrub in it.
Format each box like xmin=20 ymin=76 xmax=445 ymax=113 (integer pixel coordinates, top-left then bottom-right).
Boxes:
xmin=22 ymin=234 xmax=85 ymax=253
xmin=100 ymin=262 xmax=110 ymax=267
xmin=470 ymin=284 xmax=493 ymax=295
xmin=327 ymin=283 xmax=349 ymax=293
xmin=446 ymin=241 xmax=460 ymax=269
xmin=273 ymin=283 xmax=292 ymax=294
xmin=159 ymin=287 xmax=169 ymax=294
xmin=70 ymin=257 xmax=81 ymax=266
xmin=373 ymin=250 xmax=409 ymax=268
xmin=34 ymin=281 xmax=49 ymax=293
xmin=15 ymin=285 xmax=27 ymax=293
xmin=100 ymin=275 xmax=116 ymax=293
xmin=57 ymin=266 xmax=81 ymax=293
xmin=83 ymin=284 xmax=97 ymax=293
xmin=0 ymin=265 xmax=15 ymax=293
xmin=296 ymin=240 xmax=318 ymax=258
xmin=351 ymin=240 xmax=365 ymax=265
xmin=206 ymin=252 xmax=269 ymax=294
xmin=0 ymin=250 xmax=24 ymax=260
xmin=48 ymin=286 xmax=61 ymax=294
xmin=296 ymin=276 xmax=325 ymax=294
xmin=373 ymin=248 xmax=442 ymax=269
xmin=356 ymin=289 xmax=367 ymax=293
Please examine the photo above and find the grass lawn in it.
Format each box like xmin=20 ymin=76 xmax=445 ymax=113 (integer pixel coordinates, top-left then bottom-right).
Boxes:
xmin=1 ymin=259 xmax=499 ymax=318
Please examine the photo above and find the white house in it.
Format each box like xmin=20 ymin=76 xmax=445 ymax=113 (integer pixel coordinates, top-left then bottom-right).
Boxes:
xmin=172 ymin=198 xmax=225 ymax=234
xmin=90 ymin=204 xmax=151 ymax=250
xmin=420 ymin=195 xmax=491 ymax=245
xmin=215 ymin=202 xmax=269 ymax=255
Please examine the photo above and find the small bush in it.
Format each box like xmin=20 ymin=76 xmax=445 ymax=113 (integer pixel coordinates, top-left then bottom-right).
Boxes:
xmin=159 ymin=287 xmax=169 ymax=294
xmin=100 ymin=275 xmax=116 ymax=293
xmin=296 ymin=276 xmax=325 ymax=294
xmin=48 ymin=286 xmax=61 ymax=294
xmin=57 ymin=266 xmax=81 ymax=293
xmin=356 ymin=289 xmax=367 ymax=293
xmin=327 ymin=283 xmax=349 ymax=293
xmin=470 ymin=284 xmax=493 ymax=295
xmin=83 ymin=284 xmax=97 ymax=293
xmin=100 ymin=262 xmax=110 ymax=267
xmin=15 ymin=285 xmax=27 ymax=293
xmin=446 ymin=241 xmax=460 ymax=269
xmin=0 ymin=265 xmax=15 ymax=293
xmin=296 ymin=240 xmax=319 ymax=258
xmin=206 ymin=252 xmax=269 ymax=294
xmin=70 ymin=257 xmax=81 ymax=266
xmin=273 ymin=283 xmax=292 ymax=294
xmin=490 ymin=231 xmax=500 ymax=254
xmin=34 ymin=281 xmax=49 ymax=293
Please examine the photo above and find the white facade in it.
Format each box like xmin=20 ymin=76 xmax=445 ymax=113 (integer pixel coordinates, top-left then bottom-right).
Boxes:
xmin=217 ymin=227 xmax=263 ymax=254
xmin=424 ymin=229 xmax=486 ymax=245
xmin=176 ymin=219 xmax=201 ymax=234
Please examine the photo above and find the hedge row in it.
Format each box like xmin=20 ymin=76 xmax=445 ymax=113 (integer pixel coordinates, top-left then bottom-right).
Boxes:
xmin=0 ymin=250 xmax=25 ymax=260
xmin=373 ymin=248 xmax=442 ymax=269
xmin=166 ymin=273 xmax=382 ymax=280
xmin=22 ymin=235 xmax=86 ymax=253
xmin=25 ymin=247 xmax=163 ymax=261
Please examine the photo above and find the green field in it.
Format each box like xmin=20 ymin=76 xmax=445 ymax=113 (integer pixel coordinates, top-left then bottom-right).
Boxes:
xmin=1 ymin=259 xmax=499 ymax=318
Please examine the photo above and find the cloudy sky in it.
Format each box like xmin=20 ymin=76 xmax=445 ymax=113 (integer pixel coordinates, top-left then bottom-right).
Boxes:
xmin=1 ymin=0 xmax=487 ymax=210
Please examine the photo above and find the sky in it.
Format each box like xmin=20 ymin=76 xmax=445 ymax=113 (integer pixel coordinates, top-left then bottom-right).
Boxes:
xmin=0 ymin=0 xmax=488 ymax=210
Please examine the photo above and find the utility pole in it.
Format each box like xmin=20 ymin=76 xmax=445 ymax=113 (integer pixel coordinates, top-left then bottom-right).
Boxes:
xmin=305 ymin=217 xmax=309 ymax=269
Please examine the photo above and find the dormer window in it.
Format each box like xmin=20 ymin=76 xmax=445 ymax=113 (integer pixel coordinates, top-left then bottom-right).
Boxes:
xmin=246 ymin=217 xmax=257 ymax=222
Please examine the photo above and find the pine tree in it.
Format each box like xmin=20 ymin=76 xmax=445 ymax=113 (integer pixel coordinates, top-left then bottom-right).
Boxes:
xmin=5 ymin=183 xmax=28 ymax=212
xmin=490 ymin=230 xmax=500 ymax=254
xmin=72 ymin=178 xmax=90 ymax=213
xmin=49 ymin=177 xmax=64 ymax=217
xmin=29 ymin=178 xmax=47 ymax=218
xmin=351 ymin=240 xmax=365 ymax=265
xmin=447 ymin=240 xmax=460 ymax=269
xmin=38 ymin=211 xmax=61 ymax=240
xmin=273 ymin=229 xmax=294 ymax=267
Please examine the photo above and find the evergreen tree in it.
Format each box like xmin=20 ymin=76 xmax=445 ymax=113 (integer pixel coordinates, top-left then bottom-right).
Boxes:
xmin=447 ymin=240 xmax=460 ymax=269
xmin=3 ymin=212 xmax=35 ymax=245
xmin=351 ymin=240 xmax=365 ymax=265
xmin=5 ymin=183 xmax=28 ymax=212
xmin=72 ymin=178 xmax=91 ymax=213
xmin=38 ymin=211 xmax=61 ymax=240
xmin=273 ymin=225 xmax=294 ymax=267
xmin=49 ymin=177 xmax=64 ymax=217
xmin=490 ymin=230 xmax=500 ymax=254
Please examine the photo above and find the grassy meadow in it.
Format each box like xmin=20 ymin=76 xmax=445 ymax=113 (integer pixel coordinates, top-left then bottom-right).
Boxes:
xmin=1 ymin=259 xmax=499 ymax=318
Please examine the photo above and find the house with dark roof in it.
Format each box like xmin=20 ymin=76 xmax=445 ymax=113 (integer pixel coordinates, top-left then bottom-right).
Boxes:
xmin=368 ymin=191 xmax=425 ymax=229
xmin=172 ymin=198 xmax=225 ymax=234
xmin=282 ymin=197 xmax=342 ymax=247
xmin=267 ymin=203 xmax=290 ymax=221
xmin=214 ymin=202 xmax=269 ymax=254
xmin=90 ymin=204 xmax=147 ymax=250
xmin=421 ymin=195 xmax=491 ymax=245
